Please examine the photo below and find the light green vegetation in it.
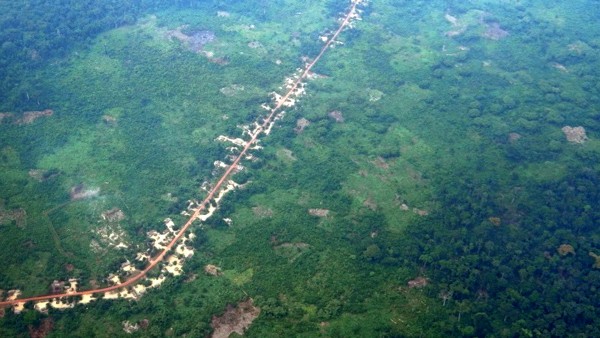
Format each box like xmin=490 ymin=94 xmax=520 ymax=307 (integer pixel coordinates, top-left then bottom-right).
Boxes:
xmin=2 ymin=0 xmax=600 ymax=337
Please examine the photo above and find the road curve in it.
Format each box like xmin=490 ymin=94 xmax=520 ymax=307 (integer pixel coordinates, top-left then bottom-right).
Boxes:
xmin=0 ymin=0 xmax=361 ymax=309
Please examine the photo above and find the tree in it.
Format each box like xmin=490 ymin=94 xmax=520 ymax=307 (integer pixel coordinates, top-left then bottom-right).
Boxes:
xmin=363 ymin=244 xmax=382 ymax=262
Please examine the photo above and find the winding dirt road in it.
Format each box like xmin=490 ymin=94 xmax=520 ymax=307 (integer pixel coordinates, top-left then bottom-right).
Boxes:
xmin=0 ymin=0 xmax=362 ymax=309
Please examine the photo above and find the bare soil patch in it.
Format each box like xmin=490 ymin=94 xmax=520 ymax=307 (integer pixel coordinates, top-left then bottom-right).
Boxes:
xmin=372 ymin=156 xmax=389 ymax=169
xmin=21 ymin=110 xmax=53 ymax=124
xmin=294 ymin=118 xmax=310 ymax=133
xmin=211 ymin=299 xmax=260 ymax=338
xmin=70 ymin=184 xmax=99 ymax=201
xmin=0 ymin=207 xmax=26 ymax=228
xmin=407 ymin=277 xmax=429 ymax=289
xmin=328 ymin=110 xmax=344 ymax=123
xmin=28 ymin=169 xmax=58 ymax=182
xmin=204 ymin=264 xmax=222 ymax=276
xmin=363 ymin=198 xmax=377 ymax=211
xmin=562 ymin=126 xmax=588 ymax=144
xmin=252 ymin=206 xmax=273 ymax=218
xmin=166 ymin=26 xmax=216 ymax=53
xmin=102 ymin=114 xmax=117 ymax=125
xmin=101 ymin=208 xmax=125 ymax=222
xmin=0 ymin=112 xmax=13 ymax=124
xmin=28 ymin=318 xmax=54 ymax=338
xmin=308 ymin=208 xmax=330 ymax=217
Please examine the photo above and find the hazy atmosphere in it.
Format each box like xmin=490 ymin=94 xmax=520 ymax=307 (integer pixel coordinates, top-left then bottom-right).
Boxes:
xmin=1 ymin=0 xmax=599 ymax=336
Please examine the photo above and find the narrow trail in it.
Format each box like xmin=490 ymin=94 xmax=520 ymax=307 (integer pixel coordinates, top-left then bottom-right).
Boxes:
xmin=43 ymin=202 xmax=76 ymax=259
xmin=0 ymin=0 xmax=363 ymax=309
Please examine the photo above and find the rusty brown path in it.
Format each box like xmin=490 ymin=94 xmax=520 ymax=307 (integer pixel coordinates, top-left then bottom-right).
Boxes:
xmin=0 ymin=0 xmax=362 ymax=309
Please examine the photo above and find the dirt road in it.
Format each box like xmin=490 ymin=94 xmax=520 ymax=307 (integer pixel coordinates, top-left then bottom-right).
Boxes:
xmin=0 ymin=0 xmax=362 ymax=309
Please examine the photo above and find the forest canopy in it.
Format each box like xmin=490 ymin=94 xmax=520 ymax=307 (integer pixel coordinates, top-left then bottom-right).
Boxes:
xmin=1 ymin=0 xmax=600 ymax=337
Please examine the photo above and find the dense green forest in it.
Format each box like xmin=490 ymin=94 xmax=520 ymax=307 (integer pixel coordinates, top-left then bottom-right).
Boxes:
xmin=1 ymin=0 xmax=599 ymax=337
xmin=0 ymin=0 xmax=220 ymax=109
